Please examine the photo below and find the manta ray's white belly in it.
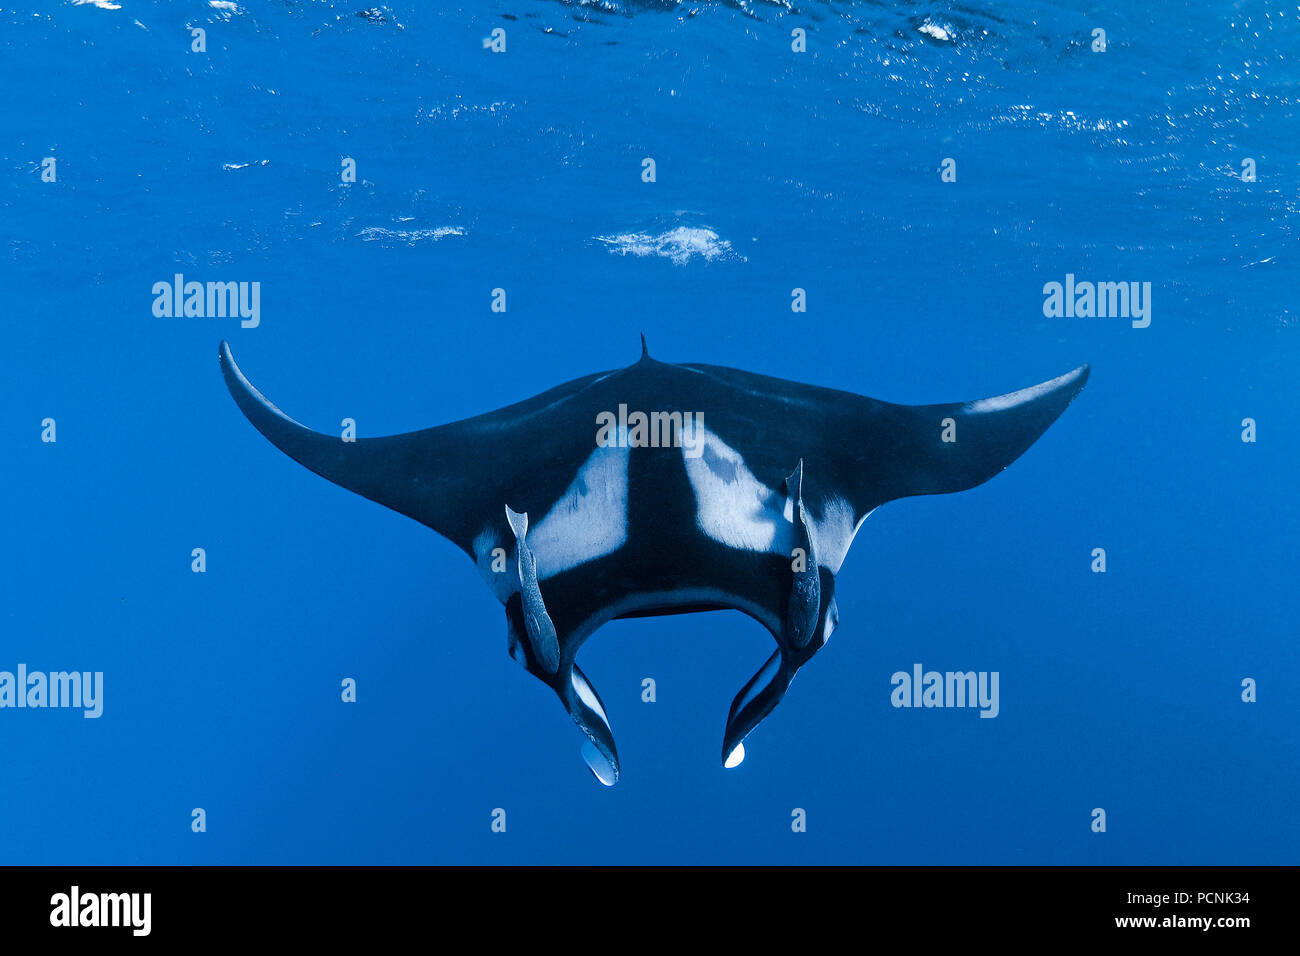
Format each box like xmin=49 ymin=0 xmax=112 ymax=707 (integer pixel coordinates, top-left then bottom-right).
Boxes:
xmin=683 ymin=424 xmax=860 ymax=574
xmin=474 ymin=426 xmax=862 ymax=602
xmin=475 ymin=444 xmax=630 ymax=598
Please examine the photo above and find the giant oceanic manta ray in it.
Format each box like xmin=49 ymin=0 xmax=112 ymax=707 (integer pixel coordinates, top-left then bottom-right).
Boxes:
xmin=219 ymin=339 xmax=1088 ymax=785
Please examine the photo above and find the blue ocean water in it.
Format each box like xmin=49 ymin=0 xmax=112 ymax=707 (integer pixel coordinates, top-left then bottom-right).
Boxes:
xmin=2 ymin=0 xmax=1296 ymax=865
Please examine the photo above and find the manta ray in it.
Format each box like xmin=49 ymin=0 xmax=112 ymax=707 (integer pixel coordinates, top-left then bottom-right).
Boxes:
xmin=219 ymin=339 xmax=1088 ymax=785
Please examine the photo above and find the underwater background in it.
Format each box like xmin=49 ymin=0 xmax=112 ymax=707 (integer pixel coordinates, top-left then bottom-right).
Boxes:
xmin=2 ymin=0 xmax=1296 ymax=864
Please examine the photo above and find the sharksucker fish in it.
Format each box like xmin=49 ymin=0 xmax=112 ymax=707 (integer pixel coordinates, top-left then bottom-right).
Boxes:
xmin=219 ymin=338 xmax=1088 ymax=786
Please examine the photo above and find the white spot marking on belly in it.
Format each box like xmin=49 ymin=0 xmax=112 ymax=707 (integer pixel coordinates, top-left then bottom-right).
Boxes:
xmin=529 ymin=443 xmax=630 ymax=579
xmin=681 ymin=425 xmax=867 ymax=575
xmin=683 ymin=425 xmax=789 ymax=554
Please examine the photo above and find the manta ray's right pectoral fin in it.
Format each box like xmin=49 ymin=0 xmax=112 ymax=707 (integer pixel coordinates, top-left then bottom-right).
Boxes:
xmin=721 ymin=649 xmax=796 ymax=771
xmin=504 ymin=505 xmax=560 ymax=675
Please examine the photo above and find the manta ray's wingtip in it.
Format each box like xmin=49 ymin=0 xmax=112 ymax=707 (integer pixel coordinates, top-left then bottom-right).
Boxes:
xmin=218 ymin=340 xmax=274 ymax=415
xmin=1057 ymin=363 xmax=1090 ymax=405
xmin=217 ymin=340 xmax=321 ymax=449
xmin=639 ymin=332 xmax=649 ymax=359
xmin=218 ymin=340 xmax=255 ymax=397
xmin=1035 ymin=363 xmax=1089 ymax=397
xmin=967 ymin=362 xmax=1091 ymax=416
xmin=218 ymin=339 xmax=246 ymax=395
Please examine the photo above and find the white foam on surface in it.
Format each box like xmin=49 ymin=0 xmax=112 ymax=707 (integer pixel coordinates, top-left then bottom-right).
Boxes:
xmin=357 ymin=226 xmax=466 ymax=244
xmin=595 ymin=226 xmax=745 ymax=266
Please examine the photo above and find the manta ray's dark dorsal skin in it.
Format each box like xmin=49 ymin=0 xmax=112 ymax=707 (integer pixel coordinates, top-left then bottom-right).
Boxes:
xmin=219 ymin=339 xmax=1088 ymax=785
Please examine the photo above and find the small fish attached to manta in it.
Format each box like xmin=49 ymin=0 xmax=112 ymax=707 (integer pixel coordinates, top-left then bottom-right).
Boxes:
xmin=219 ymin=337 xmax=1088 ymax=785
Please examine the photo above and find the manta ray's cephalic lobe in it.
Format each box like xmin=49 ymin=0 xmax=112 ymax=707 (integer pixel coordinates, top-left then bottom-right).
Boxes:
xmin=219 ymin=339 xmax=1088 ymax=785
